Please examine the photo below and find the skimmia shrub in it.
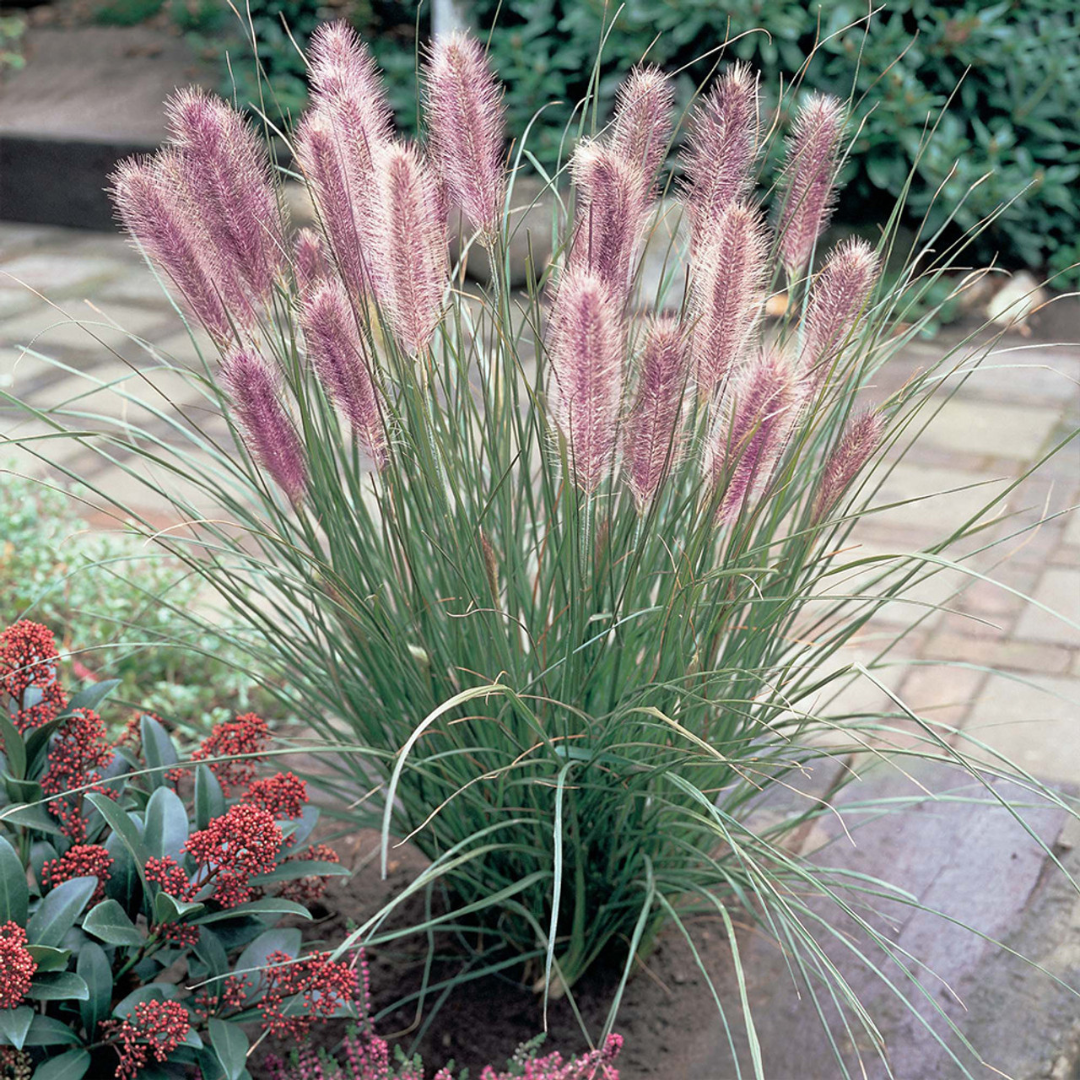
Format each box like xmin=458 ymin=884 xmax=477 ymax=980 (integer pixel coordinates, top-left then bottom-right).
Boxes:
xmin=0 ymin=619 xmax=351 ymax=1078
xmin=3 ymin=19 xmax=1076 ymax=1076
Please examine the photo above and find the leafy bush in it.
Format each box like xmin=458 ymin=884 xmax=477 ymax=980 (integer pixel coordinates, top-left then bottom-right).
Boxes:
xmin=0 ymin=470 xmax=280 ymax=733
xmin=0 ymin=619 xmax=350 ymax=1078
xmin=5 ymin=21 xmax=1075 ymax=1077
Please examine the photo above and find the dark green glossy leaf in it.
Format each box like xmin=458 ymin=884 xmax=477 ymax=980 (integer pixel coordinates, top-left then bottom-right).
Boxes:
xmin=62 ymin=680 xmax=121 ymax=717
xmin=194 ymin=765 xmax=225 ymax=831
xmin=28 ymin=971 xmax=90 ymax=1002
xmin=77 ymin=942 xmax=111 ymax=1038
xmin=0 ymin=1005 xmax=34 ymax=1049
xmin=0 ymin=713 xmax=26 ymax=779
xmin=26 ymin=946 xmax=71 ymax=972
xmin=249 ymin=860 xmax=348 ymax=885
xmin=153 ymin=891 xmax=203 ymax=925
xmin=30 ymin=1048 xmax=91 ymax=1080
xmin=0 ymin=835 xmax=28 ymax=925
xmin=22 ymin=1015 xmax=81 ymax=1047
xmin=24 ymin=719 xmax=64 ymax=778
xmin=143 ymin=786 xmax=188 ymax=862
xmin=82 ymin=899 xmax=143 ymax=947
xmin=195 ymin=899 xmax=310 ymax=925
xmin=111 ymin=982 xmax=182 ymax=1018
xmin=139 ymin=716 xmax=178 ymax=791
xmin=27 ymin=876 xmax=96 ymax=948
xmin=234 ymin=927 xmax=301 ymax=999
xmin=0 ymin=803 xmax=64 ymax=837
xmin=209 ymin=1018 xmax=248 ymax=1080
xmin=85 ymin=794 xmax=147 ymax=881
xmin=193 ymin=927 xmax=229 ymax=979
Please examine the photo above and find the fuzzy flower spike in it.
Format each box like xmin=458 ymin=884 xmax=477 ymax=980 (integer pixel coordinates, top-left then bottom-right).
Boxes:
xmin=811 ymin=409 xmax=886 ymax=523
xmin=777 ymin=93 xmax=846 ymax=276
xmin=547 ymin=268 xmax=626 ymax=492
xmin=609 ymin=64 xmax=675 ymax=195
xmin=424 ymin=32 xmax=508 ymax=238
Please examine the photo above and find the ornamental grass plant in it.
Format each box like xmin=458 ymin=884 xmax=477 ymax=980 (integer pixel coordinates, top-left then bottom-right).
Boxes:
xmin=3 ymin=15 xmax=1078 ymax=1077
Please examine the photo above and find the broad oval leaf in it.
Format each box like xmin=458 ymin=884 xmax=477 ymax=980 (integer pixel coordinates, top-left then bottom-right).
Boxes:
xmin=63 ymin=679 xmax=121 ymax=717
xmin=82 ymin=899 xmax=143 ymax=947
xmin=0 ymin=836 xmax=29 ymax=925
xmin=22 ymin=1015 xmax=81 ymax=1047
xmin=85 ymin=794 xmax=148 ymax=882
xmin=27 ymin=877 xmax=96 ymax=948
xmin=26 ymin=946 xmax=71 ymax=973
xmin=250 ymin=860 xmax=348 ymax=885
xmin=0 ymin=712 xmax=26 ymax=779
xmin=111 ymin=982 xmax=182 ymax=1019
xmin=28 ymin=972 xmax=90 ymax=1002
xmin=195 ymin=899 xmax=311 ymax=925
xmin=77 ymin=942 xmax=111 ymax=1038
xmin=143 ymin=786 xmax=188 ymax=862
xmin=153 ymin=892 xmax=204 ymax=925
xmin=209 ymin=1018 xmax=249 ymax=1080
xmin=194 ymin=765 xmax=225 ymax=832
xmin=0 ymin=1005 xmax=34 ymax=1050
xmin=30 ymin=1048 xmax=92 ymax=1080
xmin=140 ymin=715 xmax=179 ymax=791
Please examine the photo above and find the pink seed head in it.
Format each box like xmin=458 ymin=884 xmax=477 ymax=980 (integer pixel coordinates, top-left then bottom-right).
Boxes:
xmin=301 ymin=278 xmax=387 ymax=468
xmin=308 ymin=20 xmax=394 ymax=143
xmin=811 ymin=409 xmax=885 ymax=523
xmin=165 ymin=88 xmax=285 ymax=305
xmin=547 ymin=268 xmax=627 ymax=492
xmin=704 ymin=349 xmax=802 ymax=522
xmin=568 ymin=140 xmax=651 ymax=297
xmin=689 ymin=200 xmax=769 ymax=397
xmin=424 ymin=32 xmax=507 ymax=237
xmin=373 ymin=141 xmax=448 ymax=354
xmin=777 ymin=93 xmax=846 ymax=275
xmin=293 ymin=227 xmax=328 ymax=295
xmin=110 ymin=155 xmax=237 ymax=345
xmin=681 ymin=63 xmax=760 ymax=252
xmin=800 ymin=237 xmax=880 ymax=390
xmin=623 ymin=316 xmax=689 ymax=508
xmin=609 ymin=65 xmax=674 ymax=194
xmin=222 ymin=349 xmax=307 ymax=501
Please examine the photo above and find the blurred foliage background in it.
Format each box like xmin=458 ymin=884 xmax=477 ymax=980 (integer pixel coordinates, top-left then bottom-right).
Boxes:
xmin=173 ymin=0 xmax=1079 ymax=283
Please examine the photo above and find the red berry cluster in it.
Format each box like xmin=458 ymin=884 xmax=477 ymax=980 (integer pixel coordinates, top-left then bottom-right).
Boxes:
xmin=40 ymin=708 xmax=115 ymax=841
xmin=104 ymin=999 xmax=191 ymax=1080
xmin=184 ymin=803 xmax=284 ymax=907
xmin=0 ymin=620 xmax=67 ymax=733
xmin=40 ymin=843 xmax=113 ymax=902
xmin=244 ymin=771 xmax=308 ymax=819
xmin=0 ymin=922 xmax=37 ymax=1009
xmin=144 ymin=856 xmax=202 ymax=945
xmin=278 ymin=842 xmax=341 ymax=905
xmin=258 ymin=951 xmax=358 ymax=1039
xmin=189 ymin=712 xmax=271 ymax=793
xmin=192 ymin=973 xmax=252 ymax=1021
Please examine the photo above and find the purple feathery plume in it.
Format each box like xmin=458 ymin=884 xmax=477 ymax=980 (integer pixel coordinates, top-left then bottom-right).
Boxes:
xmin=568 ymin=141 xmax=651 ymax=297
xmin=609 ymin=65 xmax=674 ymax=194
xmin=301 ymin=279 xmax=387 ymax=467
xmin=165 ymin=88 xmax=285 ymax=306
xmin=308 ymin=20 xmax=394 ymax=137
xmin=800 ymin=237 xmax=880 ymax=390
xmin=688 ymin=200 xmax=769 ymax=397
xmin=811 ymin=409 xmax=885 ymax=523
xmin=681 ymin=63 xmax=760 ymax=251
xmin=776 ymin=93 xmax=846 ymax=275
xmin=222 ymin=348 xmax=308 ymax=501
xmin=703 ymin=349 xmax=801 ymax=523
xmin=373 ymin=141 xmax=448 ymax=354
xmin=546 ymin=268 xmax=627 ymax=492
xmin=110 ymin=155 xmax=237 ymax=345
xmin=623 ymin=316 xmax=689 ymax=508
xmin=293 ymin=227 xmax=328 ymax=295
xmin=423 ymin=32 xmax=507 ymax=238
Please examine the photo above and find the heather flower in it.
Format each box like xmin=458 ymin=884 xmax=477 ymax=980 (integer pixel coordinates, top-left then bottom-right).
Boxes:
xmin=244 ymin=771 xmax=309 ymax=819
xmin=811 ymin=409 xmax=886 ymax=523
xmin=567 ymin=141 xmax=650 ymax=296
xmin=41 ymin=708 xmax=115 ymax=842
xmin=623 ymin=316 xmax=689 ymax=507
xmin=800 ymin=238 xmax=880 ymax=389
xmin=0 ymin=923 xmax=36 ymax=1010
xmin=703 ymin=350 xmax=802 ymax=522
xmin=165 ymin=88 xmax=285 ymax=305
xmin=424 ymin=32 xmax=507 ymax=237
xmin=0 ymin=619 xmax=67 ymax=734
xmin=546 ymin=269 xmax=626 ymax=492
xmin=681 ymin=63 xmax=760 ymax=251
xmin=301 ymin=279 xmax=388 ymax=466
xmin=222 ymin=349 xmax=308 ymax=501
xmin=40 ymin=843 xmax=112 ymax=902
xmin=110 ymin=155 xmax=238 ymax=344
xmin=609 ymin=65 xmax=674 ymax=192
xmin=258 ymin=951 xmax=359 ymax=1039
xmin=373 ymin=141 xmax=448 ymax=354
xmin=184 ymin=803 xmax=284 ymax=907
xmin=688 ymin=200 xmax=769 ymax=396
xmin=480 ymin=1034 xmax=623 ymax=1080
xmin=104 ymin=999 xmax=191 ymax=1080
xmin=189 ymin=711 xmax=271 ymax=793
xmin=294 ymin=227 xmax=329 ymax=294
xmin=777 ymin=93 xmax=846 ymax=275
xmin=277 ymin=842 xmax=341 ymax=905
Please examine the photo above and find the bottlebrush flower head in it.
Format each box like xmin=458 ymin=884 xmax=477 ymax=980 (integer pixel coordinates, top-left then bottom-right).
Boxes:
xmin=110 ymin=155 xmax=238 ymax=344
xmin=623 ymin=316 xmax=689 ymax=508
xmin=301 ymin=279 xmax=388 ymax=467
xmin=704 ymin=349 xmax=802 ymax=522
xmin=373 ymin=141 xmax=448 ymax=354
xmin=244 ymin=771 xmax=309 ymax=819
xmin=40 ymin=843 xmax=113 ymax=902
xmin=689 ymin=200 xmax=769 ymax=397
xmin=222 ymin=349 xmax=308 ymax=502
xmin=184 ymin=802 xmax=284 ymax=907
xmin=293 ymin=227 xmax=328 ymax=294
xmin=777 ymin=93 xmax=846 ymax=275
xmin=165 ymin=87 xmax=285 ymax=305
xmin=104 ymin=999 xmax=191 ymax=1080
xmin=0 ymin=619 xmax=67 ymax=733
xmin=0 ymin=923 xmax=36 ymax=1010
xmin=800 ymin=237 xmax=880 ymax=388
xmin=681 ymin=63 xmax=760 ymax=251
xmin=568 ymin=140 xmax=651 ymax=296
xmin=609 ymin=64 xmax=674 ymax=194
xmin=189 ymin=711 xmax=271 ymax=793
xmin=546 ymin=268 xmax=626 ymax=492
xmin=811 ymin=409 xmax=885 ymax=523
xmin=424 ymin=31 xmax=507 ymax=237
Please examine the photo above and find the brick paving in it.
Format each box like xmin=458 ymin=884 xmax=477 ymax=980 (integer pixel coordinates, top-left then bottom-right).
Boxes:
xmin=2 ymin=220 xmax=1079 ymax=784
